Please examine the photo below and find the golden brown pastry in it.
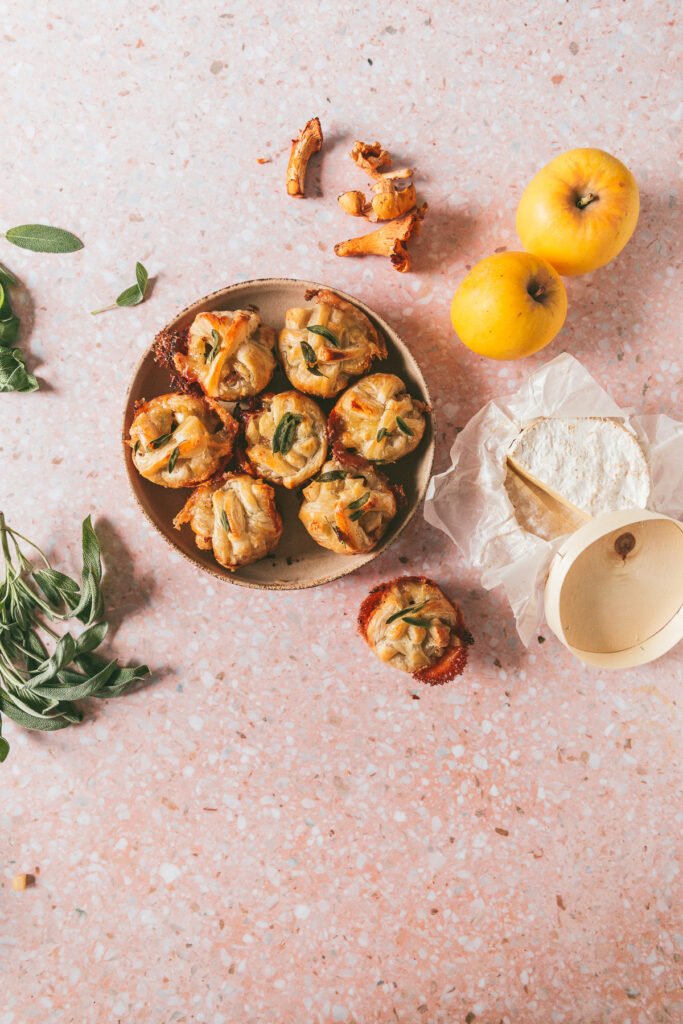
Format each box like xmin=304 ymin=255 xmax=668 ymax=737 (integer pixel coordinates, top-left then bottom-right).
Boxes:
xmin=298 ymin=447 xmax=398 ymax=555
xmin=173 ymin=473 xmax=283 ymax=570
xmin=278 ymin=289 xmax=387 ymax=399
xmin=173 ymin=309 xmax=276 ymax=400
xmin=358 ymin=576 xmax=471 ymax=684
xmin=328 ymin=373 xmax=427 ymax=462
xmin=241 ymin=391 xmax=327 ymax=489
xmin=128 ymin=393 xmax=237 ymax=488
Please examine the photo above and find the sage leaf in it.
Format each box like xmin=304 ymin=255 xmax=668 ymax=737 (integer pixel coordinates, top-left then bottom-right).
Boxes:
xmin=5 ymin=224 xmax=83 ymax=253
xmin=0 ymin=316 xmax=20 ymax=347
xmin=0 ymin=263 xmax=18 ymax=288
xmin=307 ymin=324 xmax=340 ymax=347
xmin=91 ymin=261 xmax=149 ymax=314
xmin=0 ymin=735 xmax=9 ymax=761
xmin=385 ymin=600 xmax=429 ymax=624
xmin=402 ymin=616 xmax=432 ymax=628
xmin=347 ymin=490 xmax=371 ymax=511
xmin=205 ymin=328 xmax=222 ymax=363
xmin=376 ymin=427 xmax=389 ymax=442
xmin=167 ymin=445 xmax=180 ymax=473
xmin=272 ymin=412 xmax=302 ymax=455
xmin=300 ymin=340 xmax=323 ymax=376
xmin=0 ymin=347 xmax=38 ymax=393
xmin=317 ymin=469 xmax=347 ymax=483
xmin=396 ymin=416 xmax=413 ymax=436
xmin=219 ymin=508 xmax=230 ymax=533
xmin=150 ymin=426 xmax=177 ymax=449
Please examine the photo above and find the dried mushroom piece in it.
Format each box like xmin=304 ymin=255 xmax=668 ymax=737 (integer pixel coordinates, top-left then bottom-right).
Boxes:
xmin=358 ymin=576 xmax=471 ymax=684
xmin=128 ymin=393 xmax=237 ymax=488
xmin=286 ymin=117 xmax=323 ymax=197
xmin=174 ymin=472 xmax=283 ymax=570
xmin=241 ymin=390 xmax=328 ymax=489
xmin=174 ymin=309 xmax=276 ymax=401
xmin=278 ymin=288 xmax=387 ymax=399
xmin=350 ymin=140 xmax=392 ymax=178
xmin=328 ymin=373 xmax=427 ymax=463
xmin=299 ymin=446 xmax=399 ymax=556
xmin=334 ymin=204 xmax=428 ymax=273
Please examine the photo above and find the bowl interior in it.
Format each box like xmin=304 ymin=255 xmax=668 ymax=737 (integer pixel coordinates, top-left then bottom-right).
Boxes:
xmin=122 ymin=278 xmax=435 ymax=590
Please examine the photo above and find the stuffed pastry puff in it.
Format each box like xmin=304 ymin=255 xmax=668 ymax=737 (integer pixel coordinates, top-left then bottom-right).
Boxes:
xmin=173 ymin=473 xmax=283 ymax=570
xmin=242 ymin=391 xmax=328 ymax=489
xmin=129 ymin=393 xmax=237 ymax=488
xmin=174 ymin=309 xmax=276 ymax=400
xmin=358 ymin=576 xmax=472 ymax=684
xmin=278 ymin=288 xmax=387 ymax=399
xmin=328 ymin=373 xmax=427 ymax=462
xmin=299 ymin=447 xmax=398 ymax=554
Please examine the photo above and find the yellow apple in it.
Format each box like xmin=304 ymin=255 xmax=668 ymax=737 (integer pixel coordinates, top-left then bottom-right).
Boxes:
xmin=516 ymin=148 xmax=639 ymax=276
xmin=451 ymin=251 xmax=567 ymax=361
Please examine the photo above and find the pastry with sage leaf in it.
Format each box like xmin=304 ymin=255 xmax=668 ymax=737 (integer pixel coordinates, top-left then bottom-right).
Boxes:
xmin=173 ymin=309 xmax=276 ymax=400
xmin=298 ymin=445 xmax=400 ymax=555
xmin=173 ymin=472 xmax=283 ymax=571
xmin=0 ymin=512 xmax=149 ymax=762
xmin=358 ymin=576 xmax=472 ymax=685
xmin=128 ymin=393 xmax=237 ymax=489
xmin=240 ymin=390 xmax=327 ymax=489
xmin=278 ymin=288 xmax=386 ymax=399
xmin=328 ymin=372 xmax=427 ymax=463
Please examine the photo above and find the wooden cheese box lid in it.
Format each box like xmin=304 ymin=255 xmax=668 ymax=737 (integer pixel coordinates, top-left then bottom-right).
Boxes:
xmin=544 ymin=509 xmax=683 ymax=668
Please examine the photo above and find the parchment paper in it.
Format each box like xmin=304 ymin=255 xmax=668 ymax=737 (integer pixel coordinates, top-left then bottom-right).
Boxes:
xmin=424 ymin=353 xmax=683 ymax=645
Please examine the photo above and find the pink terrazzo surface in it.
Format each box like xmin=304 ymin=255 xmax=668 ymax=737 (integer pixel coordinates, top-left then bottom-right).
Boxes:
xmin=1 ymin=2 xmax=681 ymax=1022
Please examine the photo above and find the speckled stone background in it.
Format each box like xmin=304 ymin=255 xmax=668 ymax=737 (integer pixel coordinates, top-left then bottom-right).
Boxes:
xmin=1 ymin=2 xmax=681 ymax=1022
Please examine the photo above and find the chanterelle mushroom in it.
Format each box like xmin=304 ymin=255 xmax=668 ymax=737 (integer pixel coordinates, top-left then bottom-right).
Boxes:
xmin=350 ymin=140 xmax=392 ymax=178
xmin=286 ymin=117 xmax=323 ymax=197
xmin=334 ymin=204 xmax=428 ymax=273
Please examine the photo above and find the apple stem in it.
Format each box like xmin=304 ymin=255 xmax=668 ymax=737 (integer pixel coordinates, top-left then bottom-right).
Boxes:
xmin=527 ymin=281 xmax=545 ymax=301
xmin=576 ymin=192 xmax=599 ymax=209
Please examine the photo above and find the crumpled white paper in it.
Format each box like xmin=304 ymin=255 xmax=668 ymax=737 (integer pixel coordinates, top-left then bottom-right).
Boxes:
xmin=424 ymin=353 xmax=683 ymax=646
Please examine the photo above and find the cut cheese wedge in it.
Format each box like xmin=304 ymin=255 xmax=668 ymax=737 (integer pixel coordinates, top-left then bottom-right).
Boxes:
xmin=507 ymin=417 xmax=651 ymax=523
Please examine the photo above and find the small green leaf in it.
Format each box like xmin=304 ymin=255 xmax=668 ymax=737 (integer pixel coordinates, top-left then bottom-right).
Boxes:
xmin=91 ymin=261 xmax=149 ymax=313
xmin=396 ymin=416 xmax=413 ymax=437
xmin=133 ymin=440 xmax=141 ymax=455
xmin=0 ymin=282 xmax=13 ymax=319
xmin=135 ymin=261 xmax=148 ymax=294
xmin=5 ymin=224 xmax=83 ymax=253
xmin=0 ymin=346 xmax=38 ymax=392
xmin=385 ymin=599 xmax=428 ymax=625
xmin=347 ymin=490 xmax=370 ymax=511
xmin=349 ymin=508 xmax=366 ymax=522
xmin=402 ymin=616 xmax=433 ymax=627
xmin=317 ymin=470 xmax=346 ymax=483
xmin=150 ymin=425 xmax=177 ymax=449
xmin=115 ymin=283 xmax=143 ymax=308
xmin=300 ymin=340 xmax=323 ymax=376
xmin=0 ymin=735 xmax=9 ymax=761
xmin=0 ymin=263 xmax=18 ymax=287
xmin=376 ymin=427 xmax=389 ymax=442
xmin=0 ymin=315 xmax=20 ymax=347
xmin=219 ymin=508 xmax=230 ymax=533
xmin=272 ymin=412 xmax=302 ymax=456
xmin=205 ymin=328 xmax=222 ymax=363
xmin=167 ymin=445 xmax=180 ymax=473
xmin=307 ymin=324 xmax=340 ymax=347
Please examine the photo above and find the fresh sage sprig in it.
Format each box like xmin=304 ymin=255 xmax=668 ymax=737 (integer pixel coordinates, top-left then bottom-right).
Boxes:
xmin=307 ymin=324 xmax=340 ymax=348
xmin=2 ymin=224 xmax=83 ymax=253
xmin=272 ymin=412 xmax=302 ymax=456
xmin=347 ymin=491 xmax=371 ymax=522
xmin=167 ymin=446 xmax=180 ymax=473
xmin=377 ymin=427 xmax=390 ymax=442
xmin=204 ymin=328 xmax=222 ymax=363
xmin=386 ymin=599 xmax=429 ymax=625
xmin=0 ymin=512 xmax=149 ymax=762
xmin=402 ymin=616 xmax=433 ymax=628
xmin=317 ymin=469 xmax=347 ymax=483
xmin=396 ymin=416 xmax=413 ymax=436
xmin=300 ymin=340 xmax=323 ymax=376
xmin=91 ymin=262 xmax=149 ymax=315
xmin=0 ymin=275 xmax=38 ymax=394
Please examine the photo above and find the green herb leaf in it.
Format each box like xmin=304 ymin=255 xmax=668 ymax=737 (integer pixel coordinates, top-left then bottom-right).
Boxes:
xmin=349 ymin=508 xmax=366 ymax=522
xmin=167 ymin=445 xmax=180 ymax=473
xmin=307 ymin=324 xmax=340 ymax=347
xmin=272 ymin=412 xmax=302 ymax=456
xmin=219 ymin=508 xmax=230 ymax=533
xmin=347 ymin=490 xmax=371 ymax=511
xmin=133 ymin=440 xmax=141 ymax=455
xmin=396 ymin=416 xmax=414 ymax=437
xmin=0 ymin=263 xmax=18 ymax=288
xmin=0 ymin=315 xmax=20 ymax=347
xmin=150 ymin=425 xmax=177 ymax=449
xmin=205 ymin=328 xmax=222 ymax=363
xmin=385 ymin=599 xmax=429 ymax=625
xmin=91 ymin=261 xmax=149 ymax=314
xmin=402 ymin=616 xmax=433 ymax=627
xmin=0 ymin=735 xmax=9 ymax=762
xmin=0 ymin=347 xmax=38 ymax=393
xmin=4 ymin=224 xmax=83 ymax=253
xmin=317 ymin=470 xmax=347 ymax=483
xmin=376 ymin=427 xmax=390 ymax=442
xmin=300 ymin=340 xmax=323 ymax=376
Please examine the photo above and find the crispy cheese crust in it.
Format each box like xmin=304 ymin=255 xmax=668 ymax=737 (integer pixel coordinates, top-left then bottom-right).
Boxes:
xmin=278 ymin=289 xmax=387 ymax=399
xmin=128 ymin=393 xmax=237 ymax=488
xmin=242 ymin=391 xmax=328 ymax=489
xmin=329 ymin=373 xmax=427 ymax=462
xmin=298 ymin=446 xmax=397 ymax=555
xmin=358 ymin=576 xmax=470 ymax=684
xmin=174 ymin=309 xmax=276 ymax=401
xmin=173 ymin=472 xmax=283 ymax=570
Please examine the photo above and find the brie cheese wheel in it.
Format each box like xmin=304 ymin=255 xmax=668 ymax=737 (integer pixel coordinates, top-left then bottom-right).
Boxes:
xmin=298 ymin=448 xmax=397 ymax=554
xmin=278 ymin=289 xmax=387 ymax=399
xmin=243 ymin=391 xmax=328 ymax=489
xmin=174 ymin=472 xmax=283 ymax=570
xmin=329 ymin=373 xmax=427 ymax=462
xmin=508 ymin=417 xmax=651 ymax=519
xmin=129 ymin=393 xmax=237 ymax=488
xmin=174 ymin=309 xmax=276 ymax=400
xmin=358 ymin=576 xmax=470 ymax=684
